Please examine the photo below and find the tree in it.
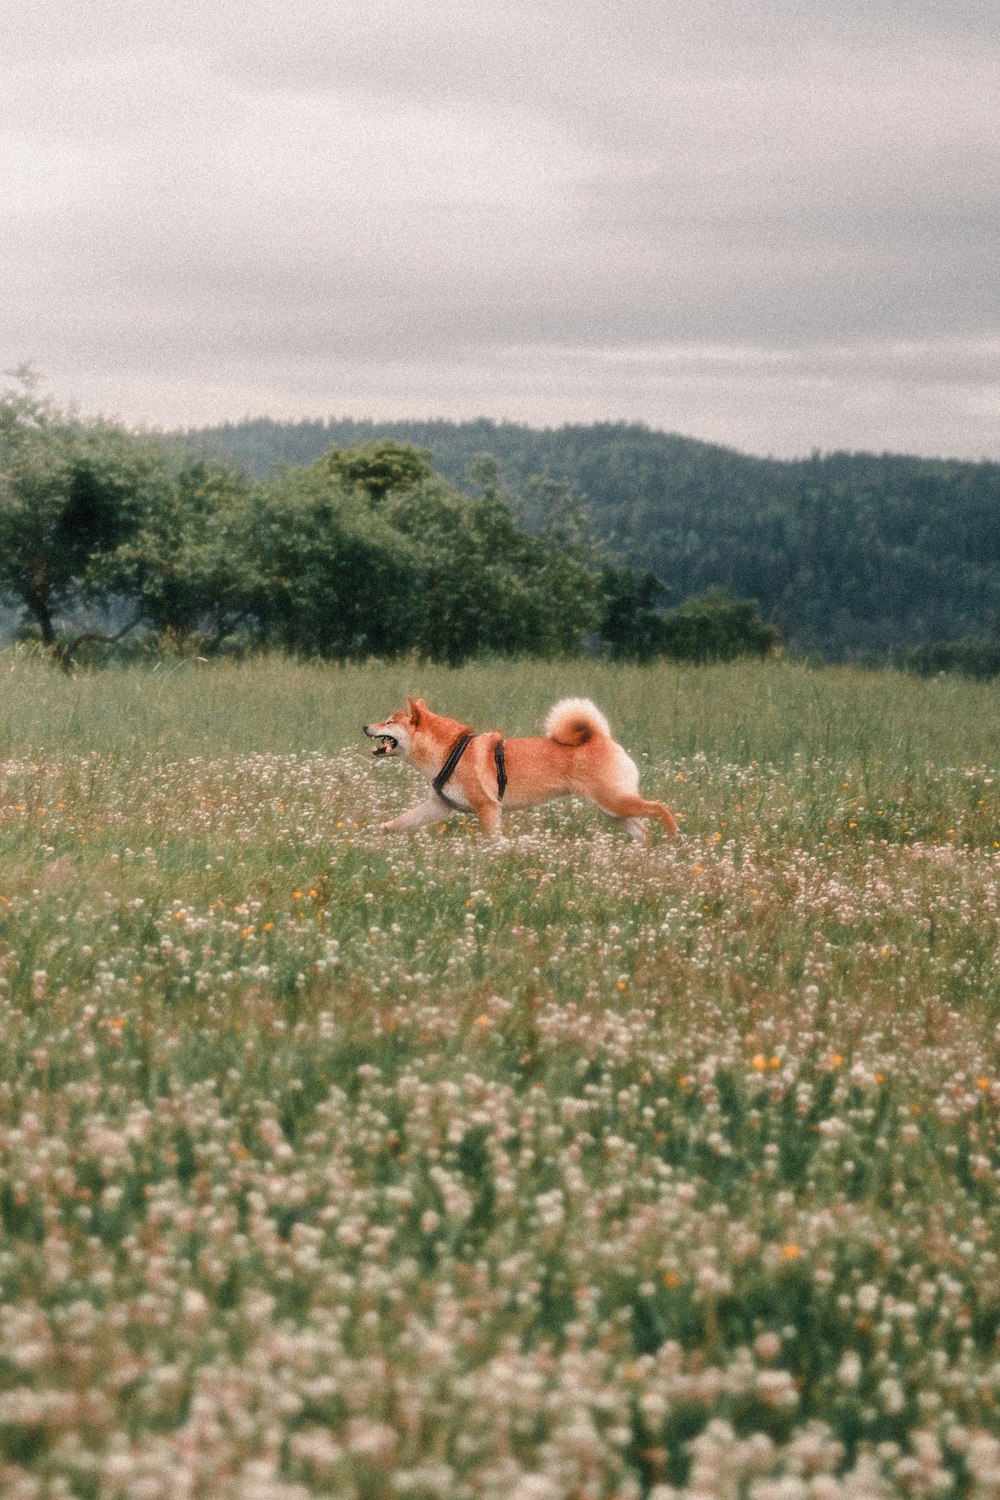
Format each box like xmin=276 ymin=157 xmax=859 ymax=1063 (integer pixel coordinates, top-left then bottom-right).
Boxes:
xmin=598 ymin=564 xmax=672 ymax=661
xmin=311 ymin=440 xmax=434 ymax=503
xmin=104 ymin=457 xmax=260 ymax=652
xmin=383 ymin=477 xmax=530 ymax=665
xmin=384 ymin=471 xmax=601 ymax=664
xmin=521 ymin=476 xmax=603 ymax=655
xmin=0 ymin=373 xmax=164 ymax=660
xmin=659 ymin=587 xmax=778 ymax=663
xmin=249 ymin=466 xmax=419 ymax=659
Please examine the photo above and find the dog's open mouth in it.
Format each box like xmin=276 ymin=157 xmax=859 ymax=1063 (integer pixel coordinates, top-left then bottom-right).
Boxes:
xmin=372 ymin=734 xmax=398 ymax=758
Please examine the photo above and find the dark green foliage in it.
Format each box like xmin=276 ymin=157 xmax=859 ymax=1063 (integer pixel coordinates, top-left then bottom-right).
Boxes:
xmin=0 ymin=402 xmax=607 ymax=663
xmin=115 ymin=435 xmax=608 ymax=664
xmin=904 ymin=633 xmax=1000 ymax=681
xmin=306 ymin=465 xmax=782 ymax=668
xmin=0 ymin=374 xmax=167 ymax=655
xmin=659 ymin=588 xmax=779 ymax=664
xmin=247 ymin=465 xmax=419 ymax=659
xmin=257 ymin=456 xmax=603 ymax=664
xmin=314 ymin=440 xmax=435 ymax=502
xmin=599 ymin=564 xmax=672 ymax=661
xmin=19 ymin=386 xmax=1000 ymax=667
xmin=187 ymin=416 xmax=1000 ymax=660
xmin=105 ymin=457 xmax=260 ymax=651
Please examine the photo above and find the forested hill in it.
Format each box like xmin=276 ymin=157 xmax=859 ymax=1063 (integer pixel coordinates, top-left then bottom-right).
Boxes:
xmin=186 ymin=417 xmax=1000 ymax=660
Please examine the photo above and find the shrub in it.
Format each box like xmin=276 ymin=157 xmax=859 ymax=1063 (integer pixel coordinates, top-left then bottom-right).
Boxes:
xmin=659 ymin=587 xmax=779 ymax=663
xmin=904 ymin=634 xmax=1000 ymax=681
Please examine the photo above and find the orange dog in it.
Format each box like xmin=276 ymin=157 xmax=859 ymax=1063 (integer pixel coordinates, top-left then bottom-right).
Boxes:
xmin=364 ymin=696 xmax=679 ymax=843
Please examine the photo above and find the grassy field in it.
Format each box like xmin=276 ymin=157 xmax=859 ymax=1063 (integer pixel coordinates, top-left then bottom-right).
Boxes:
xmin=0 ymin=648 xmax=998 ymax=1499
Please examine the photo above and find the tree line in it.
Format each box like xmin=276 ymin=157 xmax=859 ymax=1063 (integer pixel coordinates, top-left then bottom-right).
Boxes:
xmin=189 ymin=415 xmax=1000 ymax=665
xmin=0 ymin=378 xmax=775 ymax=668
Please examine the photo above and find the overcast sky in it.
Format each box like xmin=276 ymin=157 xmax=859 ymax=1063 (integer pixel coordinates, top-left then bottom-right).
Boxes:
xmin=4 ymin=0 xmax=998 ymax=457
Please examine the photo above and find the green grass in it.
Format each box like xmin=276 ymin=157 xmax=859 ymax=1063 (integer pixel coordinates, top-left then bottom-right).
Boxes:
xmin=4 ymin=646 xmax=999 ymax=763
xmin=0 ymin=648 xmax=998 ymax=1497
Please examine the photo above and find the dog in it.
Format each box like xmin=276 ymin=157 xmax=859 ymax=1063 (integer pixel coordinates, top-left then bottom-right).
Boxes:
xmin=363 ymin=696 xmax=679 ymax=843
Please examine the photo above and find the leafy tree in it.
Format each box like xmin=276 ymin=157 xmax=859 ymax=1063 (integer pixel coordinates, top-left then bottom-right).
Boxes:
xmin=384 ymin=471 xmax=600 ymax=664
xmin=312 ymin=440 xmax=434 ymax=503
xmin=0 ymin=373 xmax=164 ymax=659
xmin=383 ymin=477 xmax=535 ymax=665
xmin=249 ymin=466 xmax=419 ymax=659
xmin=598 ymin=564 xmax=672 ymax=662
xmin=253 ymin=449 xmax=604 ymax=665
xmin=105 ymin=457 xmax=260 ymax=652
xmin=522 ymin=476 xmax=603 ymax=654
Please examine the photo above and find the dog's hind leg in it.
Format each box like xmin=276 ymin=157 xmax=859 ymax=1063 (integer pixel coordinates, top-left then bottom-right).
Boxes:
xmin=595 ymin=791 xmax=679 ymax=839
xmin=598 ymin=807 xmax=650 ymax=845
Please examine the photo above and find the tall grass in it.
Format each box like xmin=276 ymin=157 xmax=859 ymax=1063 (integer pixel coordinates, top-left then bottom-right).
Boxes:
xmin=3 ymin=644 xmax=998 ymax=764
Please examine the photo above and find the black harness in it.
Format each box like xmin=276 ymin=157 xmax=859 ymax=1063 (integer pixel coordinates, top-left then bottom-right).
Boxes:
xmin=432 ymin=731 xmax=507 ymax=810
xmin=494 ymin=737 xmax=507 ymax=800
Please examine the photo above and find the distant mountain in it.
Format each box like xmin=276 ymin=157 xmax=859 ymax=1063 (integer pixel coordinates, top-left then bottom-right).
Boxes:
xmin=184 ymin=417 xmax=1000 ymax=660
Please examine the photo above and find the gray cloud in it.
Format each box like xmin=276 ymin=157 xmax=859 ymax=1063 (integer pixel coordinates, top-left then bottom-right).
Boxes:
xmin=3 ymin=0 xmax=998 ymax=456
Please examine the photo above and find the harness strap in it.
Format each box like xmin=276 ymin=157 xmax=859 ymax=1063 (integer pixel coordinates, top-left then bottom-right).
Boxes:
xmin=494 ymin=738 xmax=507 ymax=801
xmin=432 ymin=730 xmax=508 ymax=809
xmin=432 ymin=730 xmax=475 ymax=809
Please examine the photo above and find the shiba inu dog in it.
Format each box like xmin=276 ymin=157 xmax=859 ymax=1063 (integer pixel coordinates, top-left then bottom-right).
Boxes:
xmin=363 ymin=696 xmax=679 ymax=843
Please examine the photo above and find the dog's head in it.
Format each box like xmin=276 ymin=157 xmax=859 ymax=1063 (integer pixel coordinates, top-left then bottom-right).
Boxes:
xmin=363 ymin=696 xmax=425 ymax=759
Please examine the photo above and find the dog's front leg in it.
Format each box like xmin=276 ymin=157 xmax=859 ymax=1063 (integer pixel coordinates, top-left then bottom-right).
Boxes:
xmin=474 ymin=801 xmax=503 ymax=838
xmin=381 ymin=796 xmax=448 ymax=832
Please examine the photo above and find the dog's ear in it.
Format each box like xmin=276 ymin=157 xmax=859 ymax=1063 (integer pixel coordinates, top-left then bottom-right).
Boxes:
xmin=407 ymin=695 xmax=423 ymax=724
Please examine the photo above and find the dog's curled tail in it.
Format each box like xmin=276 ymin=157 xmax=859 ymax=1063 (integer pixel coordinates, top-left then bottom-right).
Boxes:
xmin=544 ymin=698 xmax=612 ymax=747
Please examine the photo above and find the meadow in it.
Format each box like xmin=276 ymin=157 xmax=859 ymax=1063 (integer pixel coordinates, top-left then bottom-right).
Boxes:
xmin=0 ymin=649 xmax=998 ymax=1499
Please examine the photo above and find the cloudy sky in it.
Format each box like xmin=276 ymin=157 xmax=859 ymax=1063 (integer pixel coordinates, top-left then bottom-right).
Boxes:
xmin=4 ymin=0 xmax=998 ymax=457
